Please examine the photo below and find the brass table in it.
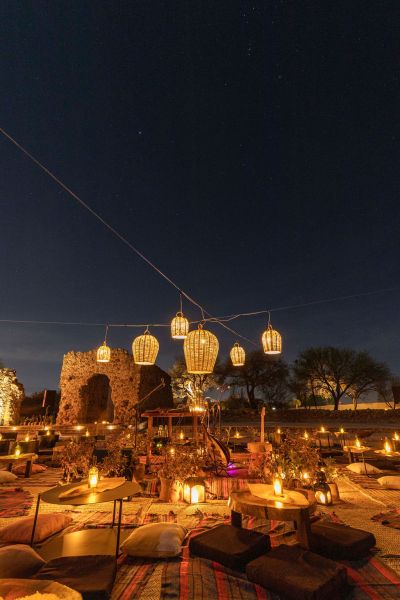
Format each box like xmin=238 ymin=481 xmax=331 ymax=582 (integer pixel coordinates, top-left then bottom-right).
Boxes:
xmin=0 ymin=452 xmax=37 ymax=477
xmin=228 ymin=487 xmax=314 ymax=549
xmin=31 ymin=480 xmax=141 ymax=558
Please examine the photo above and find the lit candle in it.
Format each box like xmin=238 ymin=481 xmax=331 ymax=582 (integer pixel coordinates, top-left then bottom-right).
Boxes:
xmin=24 ymin=434 xmax=30 ymax=442
xmin=320 ymin=426 xmax=325 ymax=433
xmin=85 ymin=429 xmax=90 ymax=437
xmin=303 ymin=431 xmax=309 ymax=440
xmin=384 ymin=440 xmax=392 ymax=454
xmin=235 ymin=430 xmax=240 ymax=438
xmin=179 ymin=430 xmax=184 ymax=440
xmin=0 ymin=433 xmax=2 ymax=441
xmin=302 ymin=471 xmax=309 ymax=481
xmin=46 ymin=429 xmax=50 ymax=436
xmin=394 ymin=432 xmax=399 ymax=441
xmin=355 ymin=437 xmax=361 ymax=449
xmin=277 ymin=428 xmax=281 ymax=435
xmin=274 ymin=500 xmax=283 ymax=508
xmin=191 ymin=487 xmax=199 ymax=503
xmin=14 ymin=444 xmax=21 ymax=458
xmin=340 ymin=427 xmax=345 ymax=434
xmin=273 ymin=475 xmax=283 ymax=497
xmin=316 ymin=491 xmax=326 ymax=504
xmin=169 ymin=446 xmax=175 ymax=456
xmin=88 ymin=465 xmax=99 ymax=489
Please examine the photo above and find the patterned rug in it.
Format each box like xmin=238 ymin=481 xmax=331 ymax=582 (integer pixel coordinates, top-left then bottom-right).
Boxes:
xmin=372 ymin=509 xmax=400 ymax=530
xmin=0 ymin=487 xmax=32 ymax=518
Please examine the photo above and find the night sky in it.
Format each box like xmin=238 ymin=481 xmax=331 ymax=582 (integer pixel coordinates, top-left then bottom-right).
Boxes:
xmin=2 ymin=2 xmax=400 ymax=393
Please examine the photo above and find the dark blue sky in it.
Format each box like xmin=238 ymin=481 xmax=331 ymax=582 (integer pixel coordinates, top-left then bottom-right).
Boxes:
xmin=1 ymin=2 xmax=400 ymax=393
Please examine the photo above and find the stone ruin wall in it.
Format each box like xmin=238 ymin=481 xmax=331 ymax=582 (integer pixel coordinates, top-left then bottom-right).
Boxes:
xmin=0 ymin=368 xmax=25 ymax=425
xmin=57 ymin=347 xmax=173 ymax=425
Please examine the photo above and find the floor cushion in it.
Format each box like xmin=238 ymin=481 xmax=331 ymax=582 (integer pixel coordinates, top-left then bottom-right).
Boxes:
xmin=377 ymin=475 xmax=400 ymax=489
xmin=310 ymin=521 xmax=376 ymax=559
xmin=189 ymin=524 xmax=270 ymax=571
xmin=246 ymin=544 xmax=348 ymax=600
xmin=0 ymin=470 xmax=18 ymax=483
xmin=0 ymin=544 xmax=45 ymax=577
xmin=34 ymin=554 xmax=117 ymax=600
xmin=346 ymin=462 xmax=381 ymax=474
xmin=13 ymin=463 xmax=46 ymax=476
xmin=121 ymin=522 xmax=187 ymax=558
xmin=0 ymin=513 xmax=73 ymax=545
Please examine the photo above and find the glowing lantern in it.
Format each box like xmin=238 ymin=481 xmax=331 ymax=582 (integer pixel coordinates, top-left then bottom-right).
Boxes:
xmin=276 ymin=428 xmax=281 ymax=434
xmin=133 ymin=328 xmax=159 ymax=365
xmin=355 ymin=437 xmax=361 ymax=449
xmin=235 ymin=429 xmax=240 ymax=438
xmin=97 ymin=342 xmax=111 ymax=363
xmin=314 ymin=471 xmax=332 ymax=505
xmin=303 ymin=431 xmax=309 ymax=440
xmin=273 ymin=474 xmax=283 ymax=497
xmin=340 ymin=427 xmax=345 ymax=434
xmin=85 ymin=429 xmax=90 ymax=437
xmin=46 ymin=429 xmax=50 ymax=437
xmin=88 ymin=465 xmax=99 ymax=489
xmin=394 ymin=432 xmax=399 ymax=441
xmin=179 ymin=430 xmax=184 ymax=440
xmin=183 ymin=477 xmax=206 ymax=504
xmin=184 ymin=324 xmax=219 ymax=374
xmin=320 ymin=426 xmax=326 ymax=433
xmin=14 ymin=443 xmax=21 ymax=458
xmin=261 ymin=322 xmax=282 ymax=355
xmin=384 ymin=439 xmax=392 ymax=454
xmin=171 ymin=312 xmax=189 ymax=339
xmin=230 ymin=342 xmax=245 ymax=367
xmin=24 ymin=434 xmax=30 ymax=442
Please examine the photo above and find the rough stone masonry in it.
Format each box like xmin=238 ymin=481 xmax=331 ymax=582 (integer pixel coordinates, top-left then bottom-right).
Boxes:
xmin=57 ymin=347 xmax=173 ymax=425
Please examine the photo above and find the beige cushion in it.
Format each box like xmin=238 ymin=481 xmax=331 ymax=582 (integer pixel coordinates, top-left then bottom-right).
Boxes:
xmin=0 ymin=513 xmax=73 ymax=545
xmin=377 ymin=476 xmax=400 ymax=489
xmin=13 ymin=463 xmax=46 ymax=476
xmin=0 ymin=544 xmax=45 ymax=577
xmin=121 ymin=522 xmax=187 ymax=558
xmin=346 ymin=462 xmax=381 ymax=474
xmin=0 ymin=470 xmax=18 ymax=483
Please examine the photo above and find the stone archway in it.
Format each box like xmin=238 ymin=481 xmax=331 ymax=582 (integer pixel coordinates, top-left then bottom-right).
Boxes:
xmin=79 ymin=374 xmax=113 ymax=423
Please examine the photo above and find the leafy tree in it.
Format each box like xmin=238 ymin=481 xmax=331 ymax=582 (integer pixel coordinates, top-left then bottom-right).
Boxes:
xmin=217 ymin=350 xmax=290 ymax=409
xmin=291 ymin=347 xmax=391 ymax=411
xmin=169 ymin=359 xmax=218 ymax=404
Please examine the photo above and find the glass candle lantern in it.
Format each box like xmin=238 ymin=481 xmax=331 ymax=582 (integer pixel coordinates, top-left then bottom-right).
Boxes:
xmin=355 ymin=437 xmax=361 ymax=449
xmin=24 ymin=434 xmax=30 ymax=442
xmin=384 ymin=439 xmax=393 ymax=454
xmin=273 ymin=474 xmax=283 ymax=497
xmin=314 ymin=471 xmax=332 ymax=505
xmin=14 ymin=443 xmax=21 ymax=458
xmin=88 ymin=465 xmax=99 ymax=489
xmin=183 ymin=477 xmax=206 ymax=504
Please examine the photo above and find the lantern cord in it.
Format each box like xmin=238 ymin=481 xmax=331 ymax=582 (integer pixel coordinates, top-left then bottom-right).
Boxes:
xmin=0 ymin=126 xmax=251 ymax=345
xmin=104 ymin=324 xmax=109 ymax=343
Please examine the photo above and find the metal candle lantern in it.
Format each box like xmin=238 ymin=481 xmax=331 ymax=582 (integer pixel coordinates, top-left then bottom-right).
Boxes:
xmin=14 ymin=443 xmax=21 ymax=457
xmin=273 ymin=474 xmax=283 ymax=497
xmin=88 ymin=465 xmax=99 ymax=489
xmin=183 ymin=477 xmax=206 ymax=504
xmin=314 ymin=471 xmax=332 ymax=505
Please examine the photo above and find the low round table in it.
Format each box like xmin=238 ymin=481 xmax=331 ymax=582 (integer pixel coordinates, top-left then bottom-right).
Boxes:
xmin=0 ymin=452 xmax=38 ymax=477
xmin=32 ymin=480 xmax=141 ymax=559
xmin=228 ymin=486 xmax=313 ymax=549
xmin=0 ymin=578 xmax=82 ymax=599
xmin=343 ymin=445 xmax=371 ymax=471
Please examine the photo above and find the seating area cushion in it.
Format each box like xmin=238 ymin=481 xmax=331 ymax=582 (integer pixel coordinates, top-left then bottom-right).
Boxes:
xmin=0 ymin=470 xmax=18 ymax=483
xmin=34 ymin=554 xmax=117 ymax=600
xmin=346 ymin=462 xmax=381 ymax=475
xmin=0 ymin=544 xmax=45 ymax=578
xmin=377 ymin=475 xmax=400 ymax=489
xmin=310 ymin=521 xmax=376 ymax=559
xmin=13 ymin=463 xmax=46 ymax=476
xmin=246 ymin=544 xmax=348 ymax=600
xmin=121 ymin=522 xmax=187 ymax=558
xmin=189 ymin=524 xmax=270 ymax=571
xmin=0 ymin=513 xmax=73 ymax=545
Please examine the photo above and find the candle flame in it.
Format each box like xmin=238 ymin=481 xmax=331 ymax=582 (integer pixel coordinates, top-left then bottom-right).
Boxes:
xmin=320 ymin=426 xmax=325 ymax=433
xmin=304 ymin=431 xmax=309 ymax=440
xmin=355 ymin=437 xmax=361 ymax=448
xmin=191 ymin=487 xmax=199 ymax=503
xmin=385 ymin=440 xmax=392 ymax=454
xmin=273 ymin=477 xmax=283 ymax=496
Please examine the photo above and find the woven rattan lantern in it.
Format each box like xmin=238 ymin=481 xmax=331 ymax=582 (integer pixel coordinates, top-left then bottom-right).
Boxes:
xmin=132 ymin=328 xmax=159 ymax=365
xmin=230 ymin=342 xmax=245 ymax=367
xmin=97 ymin=342 xmax=111 ymax=363
xmin=184 ymin=324 xmax=219 ymax=374
xmin=171 ymin=312 xmax=189 ymax=339
xmin=261 ymin=323 xmax=282 ymax=355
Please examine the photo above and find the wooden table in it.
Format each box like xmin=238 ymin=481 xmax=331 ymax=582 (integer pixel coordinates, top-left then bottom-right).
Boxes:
xmin=343 ymin=445 xmax=371 ymax=471
xmin=0 ymin=452 xmax=37 ymax=477
xmin=32 ymin=480 xmax=141 ymax=558
xmin=228 ymin=487 xmax=314 ymax=549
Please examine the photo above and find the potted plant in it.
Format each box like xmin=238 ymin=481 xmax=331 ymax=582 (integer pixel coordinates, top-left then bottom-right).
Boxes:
xmin=60 ymin=440 xmax=94 ymax=483
xmin=158 ymin=445 xmax=199 ymax=502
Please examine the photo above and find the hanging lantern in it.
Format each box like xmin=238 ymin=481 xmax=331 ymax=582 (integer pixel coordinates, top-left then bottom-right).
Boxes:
xmin=183 ymin=477 xmax=206 ymax=504
xmin=261 ymin=323 xmax=282 ymax=355
xmin=97 ymin=342 xmax=111 ymax=363
xmin=132 ymin=328 xmax=159 ymax=365
xmin=184 ymin=324 xmax=219 ymax=374
xmin=171 ymin=312 xmax=189 ymax=339
xmin=230 ymin=342 xmax=245 ymax=367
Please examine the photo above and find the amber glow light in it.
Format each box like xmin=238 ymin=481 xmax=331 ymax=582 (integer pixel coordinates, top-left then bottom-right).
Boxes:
xmin=24 ymin=434 xmax=30 ymax=442
xmin=340 ymin=427 xmax=345 ymax=434
xmin=171 ymin=312 xmax=189 ymax=339
xmin=261 ymin=322 xmax=282 ymax=355
xmin=384 ymin=440 xmax=392 ymax=454
xmin=230 ymin=342 xmax=245 ymax=367
xmin=277 ymin=428 xmax=281 ymax=434
xmin=14 ymin=444 xmax=21 ymax=458
xmin=179 ymin=430 xmax=184 ymax=440
xmin=355 ymin=437 xmax=361 ymax=449
xmin=88 ymin=465 xmax=99 ymax=489
xmin=303 ymin=431 xmax=309 ymax=440
xmin=97 ymin=342 xmax=111 ymax=363
xmin=184 ymin=324 xmax=219 ymax=374
xmin=133 ymin=328 xmax=159 ymax=365
xmin=394 ymin=432 xmax=399 ymax=441
xmin=320 ymin=426 xmax=325 ymax=433
xmin=273 ymin=475 xmax=283 ymax=497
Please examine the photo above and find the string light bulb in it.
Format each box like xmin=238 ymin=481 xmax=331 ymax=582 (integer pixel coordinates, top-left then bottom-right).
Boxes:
xmin=230 ymin=342 xmax=245 ymax=367
xmin=133 ymin=327 xmax=159 ymax=365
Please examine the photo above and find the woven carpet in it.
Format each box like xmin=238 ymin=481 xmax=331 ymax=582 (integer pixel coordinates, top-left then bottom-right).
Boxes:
xmin=0 ymin=487 xmax=33 ymax=518
xmin=372 ymin=509 xmax=400 ymax=530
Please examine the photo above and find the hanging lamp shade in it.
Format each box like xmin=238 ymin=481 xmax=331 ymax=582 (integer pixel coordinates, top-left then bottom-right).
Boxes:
xmin=262 ymin=323 xmax=282 ymax=355
xmin=184 ymin=324 xmax=219 ymax=374
xmin=132 ymin=329 xmax=159 ymax=365
xmin=171 ymin=312 xmax=189 ymax=339
xmin=230 ymin=342 xmax=245 ymax=367
xmin=97 ymin=342 xmax=111 ymax=363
